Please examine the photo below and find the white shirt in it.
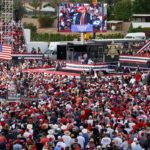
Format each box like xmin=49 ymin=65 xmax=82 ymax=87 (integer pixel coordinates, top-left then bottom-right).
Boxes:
xmin=87 ymin=119 xmax=93 ymax=126
xmin=66 ymin=104 xmax=72 ymax=111
xmin=131 ymin=142 xmax=142 ymax=150
xmin=121 ymin=141 xmax=129 ymax=150
xmin=130 ymin=78 xmax=136 ymax=84
xmin=62 ymin=135 xmax=72 ymax=147
xmin=129 ymin=122 xmax=136 ymax=129
xmin=101 ymin=136 xmax=111 ymax=147
xmin=96 ymin=125 xmax=102 ymax=133
xmin=77 ymin=135 xmax=85 ymax=149
xmin=113 ymin=137 xmax=123 ymax=147
xmin=107 ymin=127 xmax=114 ymax=137
xmin=56 ymin=141 xmax=67 ymax=149
xmin=23 ymin=131 xmax=30 ymax=138
xmin=125 ymin=128 xmax=132 ymax=134
xmin=88 ymin=59 xmax=93 ymax=64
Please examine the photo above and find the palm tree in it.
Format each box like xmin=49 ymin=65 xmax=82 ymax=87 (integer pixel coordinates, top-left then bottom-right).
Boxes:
xmin=13 ymin=0 xmax=26 ymax=20
xmin=29 ymin=0 xmax=42 ymax=16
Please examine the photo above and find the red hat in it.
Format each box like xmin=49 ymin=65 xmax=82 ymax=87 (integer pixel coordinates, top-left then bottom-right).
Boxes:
xmin=77 ymin=6 xmax=86 ymax=12
xmin=41 ymin=123 xmax=48 ymax=130
xmin=15 ymin=139 xmax=20 ymax=143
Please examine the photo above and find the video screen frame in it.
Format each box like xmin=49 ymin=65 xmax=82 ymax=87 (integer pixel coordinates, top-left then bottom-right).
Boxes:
xmin=57 ymin=3 xmax=107 ymax=32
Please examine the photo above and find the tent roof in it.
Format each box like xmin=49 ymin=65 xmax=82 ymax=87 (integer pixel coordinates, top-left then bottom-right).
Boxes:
xmin=107 ymin=20 xmax=123 ymax=24
xmin=132 ymin=22 xmax=150 ymax=28
xmin=40 ymin=6 xmax=55 ymax=12
xmin=25 ymin=7 xmax=34 ymax=12
xmin=133 ymin=14 xmax=150 ymax=17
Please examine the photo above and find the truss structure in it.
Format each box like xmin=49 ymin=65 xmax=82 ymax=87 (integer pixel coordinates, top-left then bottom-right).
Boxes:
xmin=0 ymin=0 xmax=13 ymax=44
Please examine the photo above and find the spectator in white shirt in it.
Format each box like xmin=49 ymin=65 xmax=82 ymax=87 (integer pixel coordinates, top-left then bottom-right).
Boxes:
xmin=87 ymin=115 xmax=93 ymax=126
xmin=56 ymin=136 xmax=67 ymax=150
xmin=101 ymin=133 xmax=111 ymax=148
xmin=131 ymin=138 xmax=142 ymax=150
xmin=113 ymin=135 xmax=123 ymax=148
xmin=77 ymin=132 xmax=85 ymax=150
xmin=62 ymin=131 xmax=72 ymax=149
xmin=121 ymin=138 xmax=129 ymax=150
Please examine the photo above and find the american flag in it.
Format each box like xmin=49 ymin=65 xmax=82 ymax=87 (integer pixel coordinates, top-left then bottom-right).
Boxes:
xmin=137 ymin=40 xmax=150 ymax=54
xmin=0 ymin=44 xmax=12 ymax=60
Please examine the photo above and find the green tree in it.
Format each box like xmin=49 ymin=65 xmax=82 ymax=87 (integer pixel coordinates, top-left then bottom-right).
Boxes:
xmin=98 ymin=0 xmax=119 ymax=5
xmin=113 ymin=0 xmax=132 ymax=21
xmin=133 ymin=0 xmax=150 ymax=14
xmin=38 ymin=16 xmax=55 ymax=28
xmin=48 ymin=0 xmax=61 ymax=8
xmin=13 ymin=0 xmax=26 ymax=20
xmin=29 ymin=0 xmax=42 ymax=16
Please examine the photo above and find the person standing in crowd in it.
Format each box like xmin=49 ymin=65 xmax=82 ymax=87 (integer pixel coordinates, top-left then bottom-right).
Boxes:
xmin=62 ymin=130 xmax=72 ymax=150
xmin=13 ymin=140 xmax=22 ymax=150
xmin=0 ymin=133 xmax=7 ymax=149
xmin=55 ymin=136 xmax=67 ymax=150
xmin=77 ymin=132 xmax=85 ymax=150
xmin=131 ymin=138 xmax=143 ymax=150
xmin=71 ymin=138 xmax=81 ymax=150
xmin=101 ymin=133 xmax=111 ymax=148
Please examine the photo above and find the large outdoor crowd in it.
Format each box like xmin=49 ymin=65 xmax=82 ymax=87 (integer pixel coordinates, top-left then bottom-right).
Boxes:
xmin=0 ymin=59 xmax=150 ymax=150
xmin=0 ymin=18 xmax=150 ymax=150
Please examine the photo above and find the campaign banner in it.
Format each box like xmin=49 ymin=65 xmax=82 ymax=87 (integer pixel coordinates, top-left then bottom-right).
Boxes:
xmin=71 ymin=24 xmax=93 ymax=32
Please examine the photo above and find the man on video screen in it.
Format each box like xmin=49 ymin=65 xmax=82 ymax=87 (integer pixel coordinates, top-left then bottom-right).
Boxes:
xmin=72 ymin=6 xmax=92 ymax=25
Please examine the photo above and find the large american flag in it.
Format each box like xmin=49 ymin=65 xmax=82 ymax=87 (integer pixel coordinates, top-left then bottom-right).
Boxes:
xmin=0 ymin=44 xmax=12 ymax=60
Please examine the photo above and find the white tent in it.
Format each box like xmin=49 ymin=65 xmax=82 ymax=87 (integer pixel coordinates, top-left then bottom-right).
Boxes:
xmin=132 ymin=22 xmax=150 ymax=28
xmin=40 ymin=6 xmax=55 ymax=12
xmin=25 ymin=7 xmax=33 ymax=12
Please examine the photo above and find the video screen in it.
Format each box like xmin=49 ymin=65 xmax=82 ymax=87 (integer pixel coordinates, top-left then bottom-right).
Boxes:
xmin=58 ymin=3 xmax=107 ymax=32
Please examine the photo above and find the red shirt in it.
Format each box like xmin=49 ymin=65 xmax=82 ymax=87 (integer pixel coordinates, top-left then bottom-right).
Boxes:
xmin=40 ymin=137 xmax=49 ymax=145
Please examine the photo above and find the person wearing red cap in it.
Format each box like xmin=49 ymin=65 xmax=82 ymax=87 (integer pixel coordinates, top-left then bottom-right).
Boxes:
xmin=40 ymin=133 xmax=49 ymax=146
xmin=73 ymin=6 xmax=92 ymax=25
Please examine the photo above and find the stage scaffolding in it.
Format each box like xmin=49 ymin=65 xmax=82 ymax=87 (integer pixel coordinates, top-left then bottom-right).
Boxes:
xmin=0 ymin=0 xmax=13 ymax=44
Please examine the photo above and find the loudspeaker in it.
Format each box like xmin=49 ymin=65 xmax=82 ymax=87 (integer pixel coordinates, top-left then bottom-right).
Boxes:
xmin=57 ymin=45 xmax=67 ymax=60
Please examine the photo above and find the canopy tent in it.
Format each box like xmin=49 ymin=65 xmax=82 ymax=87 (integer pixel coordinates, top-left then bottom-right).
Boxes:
xmin=25 ymin=7 xmax=33 ymax=12
xmin=40 ymin=6 xmax=55 ymax=12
